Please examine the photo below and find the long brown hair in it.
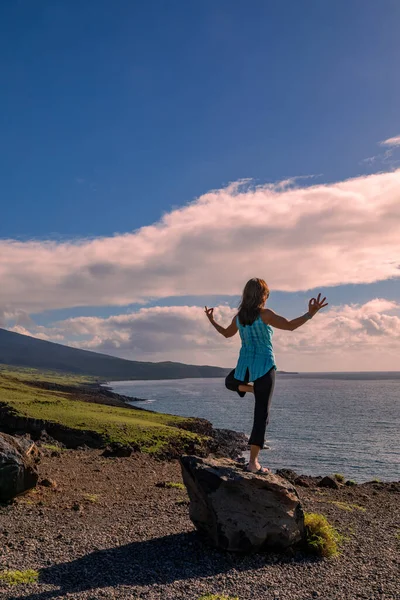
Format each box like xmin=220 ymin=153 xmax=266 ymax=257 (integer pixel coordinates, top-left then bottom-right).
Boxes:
xmin=237 ymin=278 xmax=270 ymax=326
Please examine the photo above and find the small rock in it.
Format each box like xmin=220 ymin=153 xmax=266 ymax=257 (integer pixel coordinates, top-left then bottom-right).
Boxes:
xmin=39 ymin=478 xmax=57 ymax=488
xmin=72 ymin=502 xmax=83 ymax=512
xmin=318 ymin=476 xmax=339 ymax=489
xmin=276 ymin=468 xmax=299 ymax=483
xmin=102 ymin=443 xmax=136 ymax=457
xmin=294 ymin=476 xmax=311 ymax=487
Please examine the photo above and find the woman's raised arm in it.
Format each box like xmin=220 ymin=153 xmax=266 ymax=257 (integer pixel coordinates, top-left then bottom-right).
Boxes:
xmin=262 ymin=293 xmax=328 ymax=331
xmin=204 ymin=307 xmax=238 ymax=338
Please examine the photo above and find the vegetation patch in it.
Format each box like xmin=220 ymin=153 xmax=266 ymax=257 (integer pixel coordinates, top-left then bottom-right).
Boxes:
xmin=165 ymin=482 xmax=185 ymax=490
xmin=83 ymin=493 xmax=99 ymax=503
xmin=176 ymin=498 xmax=189 ymax=506
xmin=350 ymin=504 xmax=366 ymax=512
xmin=330 ymin=501 xmax=352 ymax=512
xmin=329 ymin=501 xmax=366 ymax=512
xmin=42 ymin=443 xmax=63 ymax=453
xmin=0 ymin=367 xmax=210 ymax=456
xmin=0 ymin=364 xmax=96 ymax=386
xmin=334 ymin=473 xmax=345 ymax=483
xmin=0 ymin=569 xmax=39 ymax=585
xmin=304 ymin=512 xmax=343 ymax=557
xmin=17 ymin=498 xmax=34 ymax=505
xmin=156 ymin=481 xmax=186 ymax=490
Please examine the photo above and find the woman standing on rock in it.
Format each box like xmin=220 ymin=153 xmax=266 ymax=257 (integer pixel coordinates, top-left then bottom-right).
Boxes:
xmin=205 ymin=278 xmax=328 ymax=474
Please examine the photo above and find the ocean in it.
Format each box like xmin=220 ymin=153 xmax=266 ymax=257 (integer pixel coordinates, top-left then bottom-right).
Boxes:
xmin=109 ymin=372 xmax=400 ymax=483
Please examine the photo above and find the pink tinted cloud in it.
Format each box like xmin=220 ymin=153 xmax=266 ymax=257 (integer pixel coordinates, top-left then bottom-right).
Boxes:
xmin=8 ymin=300 xmax=400 ymax=372
xmin=1 ymin=169 xmax=400 ymax=313
xmin=380 ymin=135 xmax=400 ymax=147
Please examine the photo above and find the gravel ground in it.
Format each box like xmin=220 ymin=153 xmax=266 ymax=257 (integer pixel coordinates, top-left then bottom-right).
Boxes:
xmin=0 ymin=448 xmax=399 ymax=600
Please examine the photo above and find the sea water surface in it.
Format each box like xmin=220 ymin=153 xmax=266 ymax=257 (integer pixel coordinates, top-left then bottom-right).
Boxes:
xmin=109 ymin=372 xmax=400 ymax=482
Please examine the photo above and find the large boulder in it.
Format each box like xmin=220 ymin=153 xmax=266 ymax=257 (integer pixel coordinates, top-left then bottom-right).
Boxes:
xmin=0 ymin=433 xmax=39 ymax=502
xmin=180 ymin=455 xmax=305 ymax=553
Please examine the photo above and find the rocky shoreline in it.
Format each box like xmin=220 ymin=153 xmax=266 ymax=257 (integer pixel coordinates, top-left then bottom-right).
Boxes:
xmin=0 ymin=377 xmax=248 ymax=460
xmin=0 ymin=444 xmax=399 ymax=600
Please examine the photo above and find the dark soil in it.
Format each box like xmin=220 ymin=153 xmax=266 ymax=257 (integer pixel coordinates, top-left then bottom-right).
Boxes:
xmin=0 ymin=447 xmax=399 ymax=600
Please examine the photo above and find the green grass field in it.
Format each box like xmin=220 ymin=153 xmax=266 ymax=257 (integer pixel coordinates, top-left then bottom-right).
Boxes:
xmin=0 ymin=365 xmax=208 ymax=455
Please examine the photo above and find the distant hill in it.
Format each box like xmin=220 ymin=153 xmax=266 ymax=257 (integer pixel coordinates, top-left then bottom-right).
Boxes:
xmin=0 ymin=328 xmax=229 ymax=380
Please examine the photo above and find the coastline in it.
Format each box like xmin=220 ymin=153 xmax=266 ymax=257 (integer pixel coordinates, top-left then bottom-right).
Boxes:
xmin=0 ymin=368 xmax=248 ymax=460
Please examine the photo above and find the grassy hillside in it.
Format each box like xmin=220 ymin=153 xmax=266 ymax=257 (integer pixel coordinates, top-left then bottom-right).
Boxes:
xmin=0 ymin=328 xmax=229 ymax=380
xmin=0 ymin=366 xmax=210 ymax=455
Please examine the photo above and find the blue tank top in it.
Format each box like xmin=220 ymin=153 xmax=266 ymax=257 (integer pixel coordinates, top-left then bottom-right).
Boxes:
xmin=234 ymin=314 xmax=277 ymax=382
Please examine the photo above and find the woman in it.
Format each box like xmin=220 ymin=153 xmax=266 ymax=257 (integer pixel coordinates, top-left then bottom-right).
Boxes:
xmin=205 ymin=278 xmax=328 ymax=474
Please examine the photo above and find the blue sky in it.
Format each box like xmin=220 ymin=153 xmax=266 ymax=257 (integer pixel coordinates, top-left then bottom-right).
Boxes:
xmin=1 ymin=1 xmax=400 ymax=370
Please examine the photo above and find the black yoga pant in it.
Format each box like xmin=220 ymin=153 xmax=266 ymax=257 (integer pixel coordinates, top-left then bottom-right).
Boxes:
xmin=225 ymin=367 xmax=276 ymax=449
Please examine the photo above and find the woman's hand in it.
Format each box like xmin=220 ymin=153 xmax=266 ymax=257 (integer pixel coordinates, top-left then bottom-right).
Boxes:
xmin=308 ymin=293 xmax=328 ymax=317
xmin=205 ymin=307 xmax=238 ymax=338
xmin=204 ymin=306 xmax=214 ymax=323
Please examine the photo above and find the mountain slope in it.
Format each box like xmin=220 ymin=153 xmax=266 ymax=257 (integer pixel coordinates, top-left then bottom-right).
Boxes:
xmin=0 ymin=328 xmax=229 ymax=380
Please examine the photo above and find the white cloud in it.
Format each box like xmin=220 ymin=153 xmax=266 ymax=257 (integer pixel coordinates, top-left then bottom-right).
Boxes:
xmin=9 ymin=324 xmax=65 ymax=342
xmin=9 ymin=299 xmax=400 ymax=372
xmin=1 ymin=169 xmax=400 ymax=315
xmin=361 ymin=135 xmax=400 ymax=168
xmin=380 ymin=135 xmax=400 ymax=147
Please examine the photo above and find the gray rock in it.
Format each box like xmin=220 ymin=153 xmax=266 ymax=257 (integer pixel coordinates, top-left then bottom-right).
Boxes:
xmin=102 ymin=442 xmax=136 ymax=457
xmin=180 ymin=455 xmax=305 ymax=553
xmin=0 ymin=433 xmax=39 ymax=502
xmin=276 ymin=468 xmax=299 ymax=483
xmin=277 ymin=468 xmax=316 ymax=488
